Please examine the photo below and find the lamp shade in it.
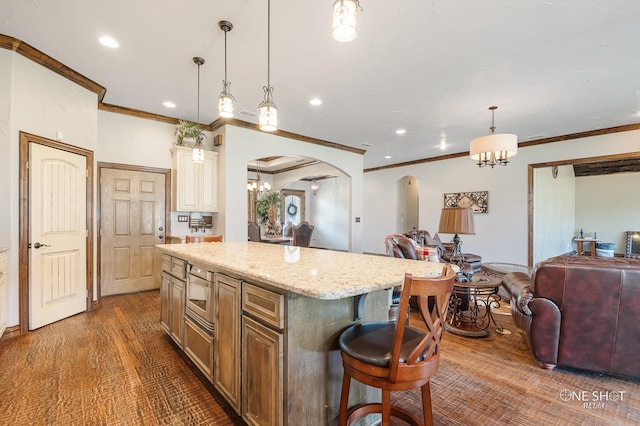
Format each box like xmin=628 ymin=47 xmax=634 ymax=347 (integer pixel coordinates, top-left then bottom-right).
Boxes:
xmin=469 ymin=133 xmax=518 ymax=161
xmin=438 ymin=207 xmax=475 ymax=235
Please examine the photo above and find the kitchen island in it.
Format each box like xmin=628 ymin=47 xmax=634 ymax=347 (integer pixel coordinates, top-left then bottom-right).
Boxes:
xmin=157 ymin=242 xmax=448 ymax=426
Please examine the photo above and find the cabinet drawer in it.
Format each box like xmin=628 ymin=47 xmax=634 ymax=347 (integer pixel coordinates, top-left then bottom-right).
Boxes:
xmin=242 ymin=283 xmax=284 ymax=330
xmin=184 ymin=317 xmax=214 ymax=382
xmin=171 ymin=257 xmax=187 ymax=279
xmin=161 ymin=255 xmax=172 ymax=273
xmin=189 ymin=263 xmax=213 ymax=281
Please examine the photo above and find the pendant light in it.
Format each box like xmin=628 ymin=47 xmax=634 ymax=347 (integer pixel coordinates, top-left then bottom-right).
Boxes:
xmin=332 ymin=0 xmax=362 ymax=42
xmin=469 ymin=106 xmax=518 ymax=168
xmin=258 ymin=0 xmax=278 ymax=132
xmin=218 ymin=20 xmax=235 ymax=118
xmin=192 ymin=57 xmax=206 ymax=162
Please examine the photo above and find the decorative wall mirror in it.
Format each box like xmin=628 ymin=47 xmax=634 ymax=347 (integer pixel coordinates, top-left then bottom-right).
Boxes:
xmin=625 ymin=231 xmax=640 ymax=259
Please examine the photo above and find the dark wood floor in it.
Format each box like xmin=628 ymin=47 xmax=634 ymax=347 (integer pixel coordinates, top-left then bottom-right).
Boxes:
xmin=0 ymin=290 xmax=638 ymax=425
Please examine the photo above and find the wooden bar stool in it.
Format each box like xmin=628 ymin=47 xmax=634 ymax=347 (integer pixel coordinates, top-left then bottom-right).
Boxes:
xmin=338 ymin=264 xmax=456 ymax=426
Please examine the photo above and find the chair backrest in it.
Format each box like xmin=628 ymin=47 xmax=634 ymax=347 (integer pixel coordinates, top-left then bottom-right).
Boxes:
xmin=389 ymin=264 xmax=456 ymax=381
xmin=384 ymin=234 xmax=419 ymax=260
xmin=282 ymin=221 xmax=294 ymax=238
xmin=248 ymin=222 xmax=261 ymax=242
xmin=185 ymin=235 xmax=223 ymax=243
xmin=292 ymin=222 xmax=314 ymax=247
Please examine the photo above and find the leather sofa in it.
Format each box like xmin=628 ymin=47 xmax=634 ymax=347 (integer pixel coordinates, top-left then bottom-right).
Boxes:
xmin=503 ymin=254 xmax=640 ymax=379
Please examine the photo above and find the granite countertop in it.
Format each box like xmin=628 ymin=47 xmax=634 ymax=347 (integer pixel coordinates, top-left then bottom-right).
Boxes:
xmin=158 ymin=242 xmax=451 ymax=300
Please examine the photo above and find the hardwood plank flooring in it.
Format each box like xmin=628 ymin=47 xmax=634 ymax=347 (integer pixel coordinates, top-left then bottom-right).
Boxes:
xmin=0 ymin=291 xmax=638 ymax=425
xmin=0 ymin=290 xmax=243 ymax=426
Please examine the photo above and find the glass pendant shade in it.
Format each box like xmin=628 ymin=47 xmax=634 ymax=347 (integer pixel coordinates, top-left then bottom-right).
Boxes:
xmin=218 ymin=90 xmax=234 ymax=118
xmin=332 ymin=0 xmax=358 ymax=42
xmin=258 ymin=101 xmax=278 ymax=132
xmin=192 ymin=140 xmax=205 ymax=162
xmin=218 ymin=21 xmax=234 ymax=118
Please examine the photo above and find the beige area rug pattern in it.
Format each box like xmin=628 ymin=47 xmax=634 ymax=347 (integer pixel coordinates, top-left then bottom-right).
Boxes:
xmin=391 ymin=305 xmax=639 ymax=425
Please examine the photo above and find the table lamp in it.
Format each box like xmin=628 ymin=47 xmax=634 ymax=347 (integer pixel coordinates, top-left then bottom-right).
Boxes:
xmin=438 ymin=207 xmax=475 ymax=266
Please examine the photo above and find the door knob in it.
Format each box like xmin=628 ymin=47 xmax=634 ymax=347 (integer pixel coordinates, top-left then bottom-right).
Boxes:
xmin=159 ymin=235 xmax=164 ymax=239
xmin=159 ymin=226 xmax=164 ymax=231
xmin=33 ymin=242 xmax=51 ymax=249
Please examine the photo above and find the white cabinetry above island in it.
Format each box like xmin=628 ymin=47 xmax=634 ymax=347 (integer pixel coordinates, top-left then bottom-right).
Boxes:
xmin=171 ymin=146 xmax=218 ymax=212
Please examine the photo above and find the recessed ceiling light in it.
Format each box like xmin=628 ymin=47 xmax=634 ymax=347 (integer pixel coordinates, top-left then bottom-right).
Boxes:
xmin=384 ymin=155 xmax=392 ymax=159
xmin=163 ymin=101 xmax=176 ymax=108
xmin=310 ymin=98 xmax=322 ymax=106
xmin=395 ymin=129 xmax=406 ymax=135
xmin=99 ymin=36 xmax=119 ymax=48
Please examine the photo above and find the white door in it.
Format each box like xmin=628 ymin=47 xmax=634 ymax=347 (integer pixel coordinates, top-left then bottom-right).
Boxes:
xmin=29 ymin=144 xmax=88 ymax=330
xmin=100 ymin=168 xmax=166 ymax=296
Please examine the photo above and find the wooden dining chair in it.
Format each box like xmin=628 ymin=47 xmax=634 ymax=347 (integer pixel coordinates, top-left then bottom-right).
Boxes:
xmin=292 ymin=222 xmax=314 ymax=247
xmin=184 ymin=235 xmax=223 ymax=243
xmin=247 ymin=222 xmax=261 ymax=242
xmin=338 ymin=264 xmax=456 ymax=426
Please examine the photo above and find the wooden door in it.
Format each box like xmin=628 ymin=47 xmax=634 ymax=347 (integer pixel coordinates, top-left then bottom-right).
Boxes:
xmin=29 ymin=143 xmax=88 ymax=329
xmin=100 ymin=168 xmax=165 ymax=296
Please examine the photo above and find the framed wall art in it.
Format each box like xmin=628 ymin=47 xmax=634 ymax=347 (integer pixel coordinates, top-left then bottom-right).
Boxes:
xmin=443 ymin=191 xmax=489 ymax=214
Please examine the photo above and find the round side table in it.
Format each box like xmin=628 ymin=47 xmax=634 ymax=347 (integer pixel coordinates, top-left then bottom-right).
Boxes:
xmin=445 ymin=274 xmax=503 ymax=338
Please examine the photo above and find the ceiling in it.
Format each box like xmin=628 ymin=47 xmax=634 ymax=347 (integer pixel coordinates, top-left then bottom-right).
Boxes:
xmin=2 ymin=1 xmax=640 ymax=169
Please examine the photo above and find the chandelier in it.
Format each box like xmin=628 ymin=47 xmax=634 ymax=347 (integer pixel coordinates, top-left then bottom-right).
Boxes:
xmin=247 ymin=160 xmax=271 ymax=196
xmin=469 ymin=106 xmax=518 ymax=168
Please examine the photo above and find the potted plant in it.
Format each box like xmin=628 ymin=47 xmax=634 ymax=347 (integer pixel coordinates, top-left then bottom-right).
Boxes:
xmin=175 ymin=120 xmax=206 ymax=146
xmin=256 ymin=191 xmax=282 ymax=236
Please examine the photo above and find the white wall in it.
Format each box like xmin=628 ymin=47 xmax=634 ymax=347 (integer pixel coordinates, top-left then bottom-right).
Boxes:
xmin=308 ymin=176 xmax=350 ymax=251
xmin=220 ymin=126 xmax=364 ymax=252
xmin=1 ymin=52 xmax=99 ymax=327
xmin=363 ymin=130 xmax=640 ymax=265
xmin=533 ymin=164 xmax=575 ymax=263
xmin=576 ymin=172 xmax=640 ymax=252
xmin=273 ymin=161 xmax=351 ymax=250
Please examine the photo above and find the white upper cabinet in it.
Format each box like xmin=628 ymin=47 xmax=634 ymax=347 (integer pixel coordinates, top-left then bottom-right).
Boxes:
xmin=171 ymin=146 xmax=219 ymax=212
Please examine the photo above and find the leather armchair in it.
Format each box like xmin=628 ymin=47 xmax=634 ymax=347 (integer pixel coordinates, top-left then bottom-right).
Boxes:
xmin=404 ymin=229 xmax=482 ymax=272
xmin=503 ymin=254 xmax=640 ymax=379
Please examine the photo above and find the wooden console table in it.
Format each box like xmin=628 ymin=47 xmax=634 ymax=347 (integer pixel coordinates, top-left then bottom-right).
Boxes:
xmin=574 ymin=238 xmax=599 ymax=256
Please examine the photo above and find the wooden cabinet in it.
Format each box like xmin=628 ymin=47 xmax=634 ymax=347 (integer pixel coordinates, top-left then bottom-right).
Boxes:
xmin=241 ymin=283 xmax=285 ymax=426
xmin=242 ymin=316 xmax=283 ymax=426
xmin=161 ymin=254 xmax=186 ymax=347
xmin=0 ymin=249 xmax=7 ymax=338
xmin=160 ymin=272 xmax=170 ymax=334
xmin=171 ymin=146 xmax=218 ymax=212
xmin=214 ymin=273 xmax=241 ymax=412
xmin=169 ymin=277 xmax=185 ymax=347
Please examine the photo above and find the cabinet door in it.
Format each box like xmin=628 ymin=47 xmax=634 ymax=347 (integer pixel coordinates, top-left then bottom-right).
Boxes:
xmin=173 ymin=147 xmax=199 ymax=211
xmin=242 ymin=316 xmax=283 ymax=426
xmin=169 ymin=277 xmax=185 ymax=347
xmin=214 ymin=274 xmax=241 ymax=412
xmin=172 ymin=147 xmax=218 ymax=212
xmin=200 ymin=152 xmax=219 ymax=212
xmin=160 ymin=272 xmax=170 ymax=334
